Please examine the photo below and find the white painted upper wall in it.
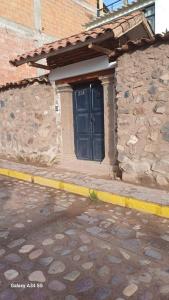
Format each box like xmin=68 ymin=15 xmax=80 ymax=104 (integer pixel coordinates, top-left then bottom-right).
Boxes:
xmin=49 ymin=56 xmax=116 ymax=82
xmin=155 ymin=0 xmax=169 ymax=33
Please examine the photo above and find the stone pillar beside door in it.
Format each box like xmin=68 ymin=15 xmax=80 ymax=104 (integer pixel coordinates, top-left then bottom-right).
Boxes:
xmin=99 ymin=74 xmax=117 ymax=177
xmin=56 ymin=83 xmax=76 ymax=164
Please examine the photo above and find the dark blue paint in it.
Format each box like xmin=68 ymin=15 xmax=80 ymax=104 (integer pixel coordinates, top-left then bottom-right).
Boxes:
xmin=73 ymin=82 xmax=105 ymax=161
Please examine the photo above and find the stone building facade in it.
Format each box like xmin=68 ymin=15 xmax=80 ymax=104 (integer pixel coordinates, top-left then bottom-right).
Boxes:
xmin=0 ymin=0 xmax=97 ymax=84
xmin=1 ymin=40 xmax=169 ymax=188
xmin=116 ymin=42 xmax=169 ymax=188
xmin=3 ymin=11 xmax=169 ymax=189
xmin=0 ymin=79 xmax=61 ymax=165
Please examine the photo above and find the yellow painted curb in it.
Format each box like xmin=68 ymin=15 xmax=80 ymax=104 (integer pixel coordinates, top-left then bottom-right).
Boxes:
xmin=0 ymin=167 xmax=169 ymax=218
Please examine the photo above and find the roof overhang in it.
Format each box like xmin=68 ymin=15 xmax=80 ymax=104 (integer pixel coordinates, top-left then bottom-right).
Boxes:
xmin=9 ymin=11 xmax=154 ymax=69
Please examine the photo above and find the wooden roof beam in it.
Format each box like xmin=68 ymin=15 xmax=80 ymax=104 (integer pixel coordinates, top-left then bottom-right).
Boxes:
xmin=88 ymin=43 xmax=115 ymax=57
xmin=28 ymin=62 xmax=51 ymax=70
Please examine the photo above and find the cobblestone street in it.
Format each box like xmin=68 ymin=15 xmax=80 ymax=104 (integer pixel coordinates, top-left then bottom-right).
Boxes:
xmin=0 ymin=175 xmax=169 ymax=300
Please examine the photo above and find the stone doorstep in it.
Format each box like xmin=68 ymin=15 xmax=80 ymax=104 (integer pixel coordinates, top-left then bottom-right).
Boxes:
xmin=0 ymin=159 xmax=169 ymax=218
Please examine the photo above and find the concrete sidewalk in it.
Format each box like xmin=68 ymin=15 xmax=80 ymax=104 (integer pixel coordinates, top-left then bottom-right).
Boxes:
xmin=0 ymin=159 xmax=169 ymax=218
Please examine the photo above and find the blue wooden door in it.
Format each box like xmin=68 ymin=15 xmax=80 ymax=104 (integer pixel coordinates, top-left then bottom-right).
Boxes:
xmin=73 ymin=82 xmax=105 ymax=161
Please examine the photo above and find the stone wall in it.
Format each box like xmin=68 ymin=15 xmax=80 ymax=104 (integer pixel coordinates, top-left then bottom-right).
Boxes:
xmin=116 ymin=42 xmax=169 ymax=188
xmin=0 ymin=82 xmax=61 ymax=165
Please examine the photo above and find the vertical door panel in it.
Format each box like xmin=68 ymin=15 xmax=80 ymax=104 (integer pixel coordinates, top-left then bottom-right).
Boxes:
xmin=92 ymin=136 xmax=105 ymax=161
xmin=73 ymin=82 xmax=105 ymax=162
xmin=73 ymin=86 xmax=91 ymax=160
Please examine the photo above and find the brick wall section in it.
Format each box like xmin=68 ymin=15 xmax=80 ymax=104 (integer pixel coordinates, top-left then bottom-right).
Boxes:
xmin=88 ymin=0 xmax=97 ymax=5
xmin=116 ymin=42 xmax=169 ymax=188
xmin=0 ymin=0 xmax=34 ymax=29
xmin=0 ymin=0 xmax=97 ymax=84
xmin=41 ymin=0 xmax=96 ymax=38
xmin=0 ymin=83 xmax=61 ymax=164
xmin=0 ymin=28 xmax=37 ymax=85
xmin=85 ymin=0 xmax=97 ymax=5
xmin=0 ymin=0 xmax=96 ymax=36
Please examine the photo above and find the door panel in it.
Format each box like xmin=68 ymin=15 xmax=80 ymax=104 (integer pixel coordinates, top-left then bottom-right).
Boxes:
xmin=76 ymin=136 xmax=92 ymax=160
xmin=92 ymin=136 xmax=105 ymax=161
xmin=91 ymin=84 xmax=104 ymax=111
xmin=92 ymin=112 xmax=104 ymax=134
xmin=73 ymin=82 xmax=104 ymax=161
xmin=76 ymin=114 xmax=90 ymax=134
xmin=76 ymin=89 xmax=90 ymax=111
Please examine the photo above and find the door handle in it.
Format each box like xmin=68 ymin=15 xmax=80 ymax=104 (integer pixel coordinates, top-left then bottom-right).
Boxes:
xmin=91 ymin=116 xmax=95 ymax=123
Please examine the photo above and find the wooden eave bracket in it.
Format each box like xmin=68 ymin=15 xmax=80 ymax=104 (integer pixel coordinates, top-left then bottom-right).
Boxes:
xmin=88 ymin=43 xmax=115 ymax=58
xmin=28 ymin=62 xmax=51 ymax=70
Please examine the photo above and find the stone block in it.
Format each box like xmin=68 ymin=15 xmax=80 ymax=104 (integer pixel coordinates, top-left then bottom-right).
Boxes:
xmin=124 ymin=91 xmax=129 ymax=98
xmin=156 ymin=175 xmax=168 ymax=186
xmin=148 ymin=132 xmax=158 ymax=141
xmin=118 ymin=118 xmax=130 ymax=126
xmin=133 ymin=106 xmax=145 ymax=115
xmin=117 ymin=145 xmax=125 ymax=151
xmin=152 ymin=159 xmax=169 ymax=175
xmin=160 ymin=73 xmax=169 ymax=84
xmin=135 ymin=95 xmax=145 ymax=103
xmin=120 ymin=159 xmax=151 ymax=176
xmin=148 ymin=84 xmax=158 ymax=95
xmin=156 ymin=92 xmax=168 ymax=102
xmin=126 ymin=135 xmax=138 ymax=145
xmin=117 ymin=152 xmax=128 ymax=163
xmin=161 ymin=122 xmax=169 ymax=142
xmin=149 ymin=117 xmax=161 ymax=126
xmin=118 ymin=108 xmax=129 ymax=114
xmin=0 ymin=100 xmax=5 ymax=108
xmin=10 ymin=112 xmax=15 ymax=119
xmin=154 ymin=104 xmax=166 ymax=114
xmin=133 ymin=81 xmax=144 ymax=88
xmin=151 ymin=68 xmax=163 ymax=79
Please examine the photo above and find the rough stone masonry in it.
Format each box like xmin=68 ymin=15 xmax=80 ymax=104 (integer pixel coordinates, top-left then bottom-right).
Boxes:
xmin=0 ymin=81 xmax=61 ymax=165
xmin=116 ymin=42 xmax=169 ymax=188
xmin=1 ymin=41 xmax=169 ymax=189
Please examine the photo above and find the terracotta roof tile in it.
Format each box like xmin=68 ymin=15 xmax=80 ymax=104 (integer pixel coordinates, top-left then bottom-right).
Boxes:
xmin=10 ymin=11 xmax=144 ymax=66
xmin=0 ymin=75 xmax=49 ymax=92
xmin=110 ymin=32 xmax=169 ymax=59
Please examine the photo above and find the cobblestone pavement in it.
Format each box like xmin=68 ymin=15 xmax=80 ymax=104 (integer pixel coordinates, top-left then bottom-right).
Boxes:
xmin=0 ymin=176 xmax=169 ymax=300
xmin=1 ymin=158 xmax=169 ymax=206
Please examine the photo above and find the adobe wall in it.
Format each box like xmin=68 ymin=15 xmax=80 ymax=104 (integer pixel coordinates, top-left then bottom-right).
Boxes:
xmin=116 ymin=42 xmax=169 ymax=188
xmin=0 ymin=82 xmax=61 ymax=165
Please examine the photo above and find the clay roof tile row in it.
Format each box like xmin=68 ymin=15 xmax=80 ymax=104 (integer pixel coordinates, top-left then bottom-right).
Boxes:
xmin=2 ymin=32 xmax=169 ymax=91
xmin=0 ymin=75 xmax=49 ymax=92
xmin=10 ymin=11 xmax=143 ymax=66
xmin=111 ymin=32 xmax=169 ymax=59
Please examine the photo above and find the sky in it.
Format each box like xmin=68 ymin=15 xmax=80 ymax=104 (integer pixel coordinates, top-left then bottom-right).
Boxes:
xmin=104 ymin=0 xmax=116 ymax=5
xmin=103 ymin=0 xmax=134 ymax=6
